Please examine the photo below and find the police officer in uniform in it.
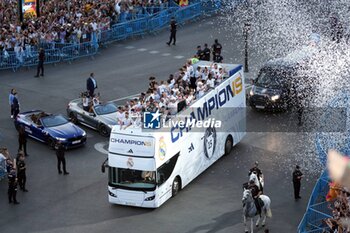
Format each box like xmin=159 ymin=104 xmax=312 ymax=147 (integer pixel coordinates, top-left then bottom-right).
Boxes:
xmin=8 ymin=169 xmax=19 ymax=204
xmin=213 ymin=52 xmax=223 ymax=63
xmin=249 ymin=161 xmax=262 ymax=179
xmin=248 ymin=179 xmax=262 ymax=215
xmin=196 ymin=45 xmax=205 ymax=60
xmin=203 ymin=43 xmax=211 ymax=61
xmin=166 ymin=17 xmax=177 ymax=46
xmin=293 ymin=165 xmax=303 ymax=200
xmin=34 ymin=48 xmax=45 ymax=77
xmin=249 ymin=161 xmax=263 ymax=192
xmin=17 ymin=153 xmax=28 ymax=192
xmin=55 ymin=141 xmax=69 ymax=175
xmin=211 ymin=39 xmax=222 ymax=60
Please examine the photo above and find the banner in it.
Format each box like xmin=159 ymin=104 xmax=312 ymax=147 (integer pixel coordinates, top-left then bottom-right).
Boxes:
xmin=19 ymin=0 xmax=39 ymax=21
xmin=179 ymin=0 xmax=189 ymax=7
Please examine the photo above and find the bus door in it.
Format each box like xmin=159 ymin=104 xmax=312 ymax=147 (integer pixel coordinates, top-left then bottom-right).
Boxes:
xmin=156 ymin=152 xmax=180 ymax=206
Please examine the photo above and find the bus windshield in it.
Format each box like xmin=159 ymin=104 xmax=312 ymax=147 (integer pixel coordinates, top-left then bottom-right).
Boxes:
xmin=109 ymin=167 xmax=156 ymax=190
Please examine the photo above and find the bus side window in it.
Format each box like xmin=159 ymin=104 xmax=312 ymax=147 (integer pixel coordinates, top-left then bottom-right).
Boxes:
xmin=157 ymin=153 xmax=179 ymax=186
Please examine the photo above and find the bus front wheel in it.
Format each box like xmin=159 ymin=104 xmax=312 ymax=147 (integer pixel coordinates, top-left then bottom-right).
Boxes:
xmin=224 ymin=136 xmax=233 ymax=156
xmin=172 ymin=177 xmax=181 ymax=197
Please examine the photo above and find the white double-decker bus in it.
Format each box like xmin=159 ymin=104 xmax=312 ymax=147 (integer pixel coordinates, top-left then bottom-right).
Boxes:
xmin=103 ymin=62 xmax=246 ymax=208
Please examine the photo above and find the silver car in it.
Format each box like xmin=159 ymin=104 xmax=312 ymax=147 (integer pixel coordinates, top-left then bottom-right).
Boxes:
xmin=67 ymin=99 xmax=119 ymax=137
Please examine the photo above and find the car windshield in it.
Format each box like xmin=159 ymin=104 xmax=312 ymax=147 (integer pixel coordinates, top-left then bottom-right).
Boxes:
xmin=41 ymin=115 xmax=68 ymax=127
xmin=109 ymin=168 xmax=156 ymax=190
xmin=256 ymin=69 xmax=291 ymax=88
xmin=94 ymin=103 xmax=117 ymax=115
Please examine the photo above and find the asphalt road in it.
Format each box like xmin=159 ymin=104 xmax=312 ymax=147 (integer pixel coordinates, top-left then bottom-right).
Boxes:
xmin=0 ymin=15 xmax=320 ymax=233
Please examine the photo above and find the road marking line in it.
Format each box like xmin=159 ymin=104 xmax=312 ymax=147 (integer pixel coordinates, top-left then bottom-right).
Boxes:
xmin=110 ymin=93 xmax=140 ymax=102
xmin=137 ymin=48 xmax=148 ymax=52
xmin=94 ymin=142 xmax=109 ymax=155
xmin=162 ymin=53 xmax=171 ymax=56
xmin=125 ymin=46 xmax=135 ymax=49
xmin=149 ymin=50 xmax=159 ymax=54
xmin=174 ymin=55 xmax=185 ymax=59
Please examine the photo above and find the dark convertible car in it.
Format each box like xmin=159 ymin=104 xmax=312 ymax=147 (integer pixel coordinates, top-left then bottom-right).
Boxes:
xmin=14 ymin=110 xmax=87 ymax=149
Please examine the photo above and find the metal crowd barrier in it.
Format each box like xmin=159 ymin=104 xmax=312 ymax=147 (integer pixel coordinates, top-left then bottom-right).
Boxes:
xmin=61 ymin=42 xmax=97 ymax=62
xmin=0 ymin=0 xmax=225 ymax=71
xmin=298 ymin=92 xmax=350 ymax=232
xmin=298 ymin=171 xmax=332 ymax=233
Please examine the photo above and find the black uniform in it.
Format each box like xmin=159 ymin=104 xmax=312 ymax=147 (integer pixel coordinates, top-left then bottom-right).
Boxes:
xmin=8 ymin=172 xmax=19 ymax=204
xmin=249 ymin=183 xmax=261 ymax=215
xmin=18 ymin=129 xmax=28 ymax=156
xmin=196 ymin=49 xmax=205 ymax=60
xmin=56 ymin=144 xmax=68 ymax=174
xmin=17 ymin=159 xmax=28 ymax=192
xmin=213 ymin=53 xmax=223 ymax=63
xmin=211 ymin=41 xmax=222 ymax=58
xmin=203 ymin=47 xmax=211 ymax=61
xmin=13 ymin=95 xmax=20 ymax=119
xmin=167 ymin=19 xmax=177 ymax=45
xmin=35 ymin=49 xmax=45 ymax=77
xmin=293 ymin=168 xmax=303 ymax=199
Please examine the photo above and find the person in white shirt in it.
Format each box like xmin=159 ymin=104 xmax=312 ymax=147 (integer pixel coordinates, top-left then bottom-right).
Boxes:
xmin=120 ymin=112 xmax=133 ymax=130
xmin=182 ymin=71 xmax=189 ymax=83
xmin=186 ymin=62 xmax=194 ymax=77
xmin=194 ymin=66 xmax=202 ymax=79
xmin=216 ymin=68 xmax=225 ymax=83
xmin=211 ymin=63 xmax=221 ymax=78
xmin=202 ymin=66 xmax=209 ymax=80
xmin=82 ymin=94 xmax=90 ymax=112
xmin=167 ymin=99 xmax=178 ymax=115
xmin=116 ymin=107 xmax=125 ymax=125
xmin=92 ymin=94 xmax=100 ymax=106
xmin=186 ymin=91 xmax=195 ymax=105
xmin=207 ymin=74 xmax=215 ymax=89
xmin=196 ymin=82 xmax=205 ymax=98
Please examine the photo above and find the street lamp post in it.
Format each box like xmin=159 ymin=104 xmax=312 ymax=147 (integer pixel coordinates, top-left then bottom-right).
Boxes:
xmin=243 ymin=22 xmax=251 ymax=73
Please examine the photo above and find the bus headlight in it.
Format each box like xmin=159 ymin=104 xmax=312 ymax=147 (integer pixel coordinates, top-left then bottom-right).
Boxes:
xmin=271 ymin=95 xmax=280 ymax=102
xmin=144 ymin=195 xmax=155 ymax=201
xmin=109 ymin=191 xmax=117 ymax=197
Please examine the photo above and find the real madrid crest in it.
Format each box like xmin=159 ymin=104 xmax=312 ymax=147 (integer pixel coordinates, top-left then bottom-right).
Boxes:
xmin=127 ymin=157 xmax=134 ymax=168
xmin=204 ymin=126 xmax=216 ymax=159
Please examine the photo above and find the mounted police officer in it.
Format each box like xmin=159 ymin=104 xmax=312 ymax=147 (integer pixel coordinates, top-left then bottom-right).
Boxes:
xmin=249 ymin=161 xmax=263 ymax=192
xmin=249 ymin=161 xmax=262 ymax=179
xmin=248 ymin=179 xmax=262 ymax=216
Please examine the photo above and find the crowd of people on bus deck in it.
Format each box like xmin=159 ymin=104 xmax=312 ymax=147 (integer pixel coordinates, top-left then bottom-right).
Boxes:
xmin=0 ymin=0 xmax=170 ymax=53
xmin=82 ymin=60 xmax=228 ymax=129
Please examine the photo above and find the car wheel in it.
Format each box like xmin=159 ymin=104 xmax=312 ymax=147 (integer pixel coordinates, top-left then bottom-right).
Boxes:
xmin=172 ymin=177 xmax=181 ymax=197
xmin=48 ymin=138 xmax=56 ymax=149
xmin=98 ymin=124 xmax=109 ymax=137
xmin=224 ymin=136 xmax=233 ymax=156
xmin=69 ymin=112 xmax=79 ymax=124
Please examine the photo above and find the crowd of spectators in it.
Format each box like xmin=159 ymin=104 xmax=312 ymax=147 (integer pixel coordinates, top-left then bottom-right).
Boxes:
xmin=324 ymin=185 xmax=350 ymax=233
xmin=0 ymin=0 xmax=170 ymax=54
xmin=114 ymin=59 xmax=228 ymax=129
